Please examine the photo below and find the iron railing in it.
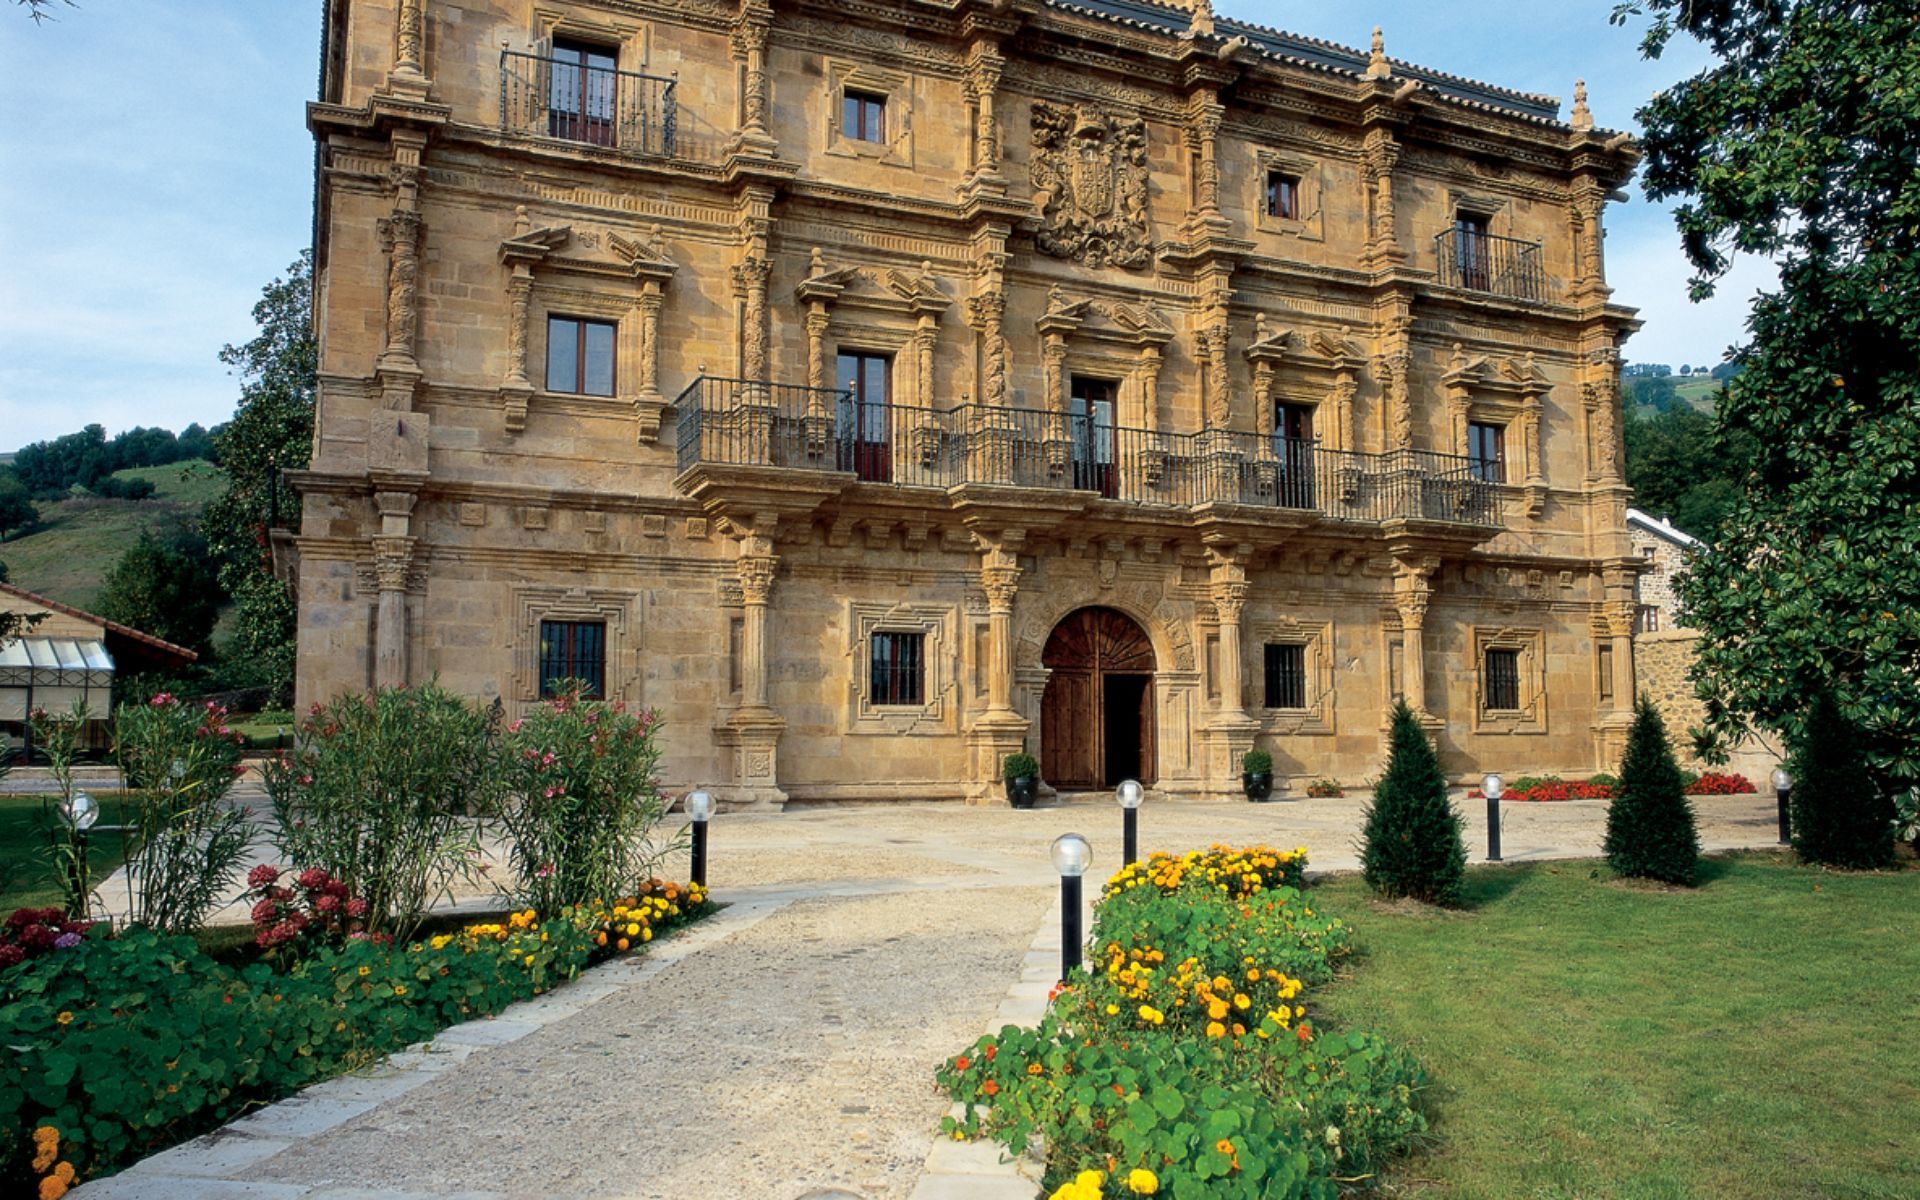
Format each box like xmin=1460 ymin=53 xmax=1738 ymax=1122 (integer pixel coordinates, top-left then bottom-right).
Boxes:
xmin=674 ymin=376 xmax=1499 ymax=527
xmin=1434 ymin=229 xmax=1550 ymax=303
xmin=499 ymin=49 xmax=676 ymax=158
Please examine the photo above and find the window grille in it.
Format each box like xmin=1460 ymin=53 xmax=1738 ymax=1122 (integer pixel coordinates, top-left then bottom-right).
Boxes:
xmin=869 ymin=631 xmax=924 ymax=706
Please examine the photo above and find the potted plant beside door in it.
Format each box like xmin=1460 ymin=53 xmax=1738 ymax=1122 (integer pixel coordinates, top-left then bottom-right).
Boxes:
xmin=1243 ymin=749 xmax=1275 ymax=802
xmin=1003 ymin=753 xmax=1040 ymax=809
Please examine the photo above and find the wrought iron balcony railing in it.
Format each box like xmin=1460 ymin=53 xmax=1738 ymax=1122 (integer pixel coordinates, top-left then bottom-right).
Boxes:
xmin=675 ymin=377 xmax=1499 ymax=527
xmin=499 ymin=49 xmax=676 ymax=158
xmin=1433 ymin=229 xmax=1550 ymax=303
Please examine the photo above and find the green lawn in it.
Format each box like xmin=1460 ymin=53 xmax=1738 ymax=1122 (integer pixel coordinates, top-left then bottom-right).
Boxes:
xmin=0 ymin=460 xmax=219 ymax=608
xmin=1309 ymin=855 xmax=1920 ymax=1198
xmin=0 ymin=793 xmax=134 ymax=912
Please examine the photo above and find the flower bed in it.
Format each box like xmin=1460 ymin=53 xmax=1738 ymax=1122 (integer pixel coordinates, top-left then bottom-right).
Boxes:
xmin=0 ymin=882 xmax=710 ymax=1192
xmin=1468 ymin=773 xmax=1759 ymax=802
xmin=936 ymin=845 xmax=1426 ymax=1199
xmin=1304 ymin=778 xmax=1344 ymax=798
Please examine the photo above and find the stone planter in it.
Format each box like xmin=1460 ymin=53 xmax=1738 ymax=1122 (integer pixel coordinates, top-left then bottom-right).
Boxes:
xmin=1005 ymin=775 xmax=1039 ymax=809
xmin=1242 ymin=771 xmax=1274 ymax=802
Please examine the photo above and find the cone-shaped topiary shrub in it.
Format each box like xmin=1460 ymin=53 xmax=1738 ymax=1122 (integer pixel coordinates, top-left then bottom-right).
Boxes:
xmin=1360 ymin=700 xmax=1467 ymax=905
xmin=1790 ymin=690 xmax=1896 ymax=869
xmin=1603 ymin=696 xmax=1702 ymax=885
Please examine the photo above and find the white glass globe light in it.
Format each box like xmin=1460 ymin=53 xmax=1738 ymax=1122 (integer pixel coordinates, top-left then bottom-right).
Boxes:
xmin=1050 ymin=832 xmax=1092 ymax=877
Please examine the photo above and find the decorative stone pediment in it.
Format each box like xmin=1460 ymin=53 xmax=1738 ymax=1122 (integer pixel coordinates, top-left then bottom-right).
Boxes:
xmin=1443 ymin=344 xmax=1548 ymax=398
xmin=499 ymin=208 xmax=571 ymax=265
xmin=610 ymin=225 xmax=678 ymax=284
xmin=1036 ymin=287 xmax=1172 ymax=347
xmin=1030 ymin=101 xmax=1153 ymax=271
xmin=1244 ymin=314 xmax=1362 ymax=372
xmin=796 ymin=248 xmax=949 ymax=316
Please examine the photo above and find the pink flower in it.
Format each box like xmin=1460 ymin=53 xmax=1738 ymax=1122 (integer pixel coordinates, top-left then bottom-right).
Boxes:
xmin=507 ymin=719 xmax=524 ymax=734
xmin=297 ymin=868 xmax=331 ymax=891
xmin=250 ymin=898 xmax=280 ymax=924
xmin=314 ymin=893 xmax=342 ymax=913
xmin=536 ymin=863 xmax=555 ymax=879
xmin=248 ymin=864 xmax=281 ymax=889
xmin=345 ymin=898 xmax=370 ymax=918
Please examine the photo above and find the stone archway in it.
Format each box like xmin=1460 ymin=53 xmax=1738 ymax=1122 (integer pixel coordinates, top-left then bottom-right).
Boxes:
xmin=1041 ymin=606 xmax=1156 ymax=789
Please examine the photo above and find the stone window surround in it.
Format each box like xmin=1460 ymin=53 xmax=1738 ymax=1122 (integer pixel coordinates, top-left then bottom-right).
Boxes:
xmin=845 ymin=600 xmax=955 ymax=734
xmin=530 ymin=282 xmax=637 ymax=406
xmin=1252 ymin=148 xmax=1324 ymax=241
xmin=510 ymin=585 xmax=640 ymax=708
xmin=1469 ymin=624 xmax=1547 ymax=735
xmin=1249 ymin=617 xmax=1334 ymax=735
xmin=1448 ymin=189 xmax=1513 ymax=238
xmin=530 ymin=9 xmax=651 ymax=73
xmin=824 ymin=59 xmax=914 ymax=168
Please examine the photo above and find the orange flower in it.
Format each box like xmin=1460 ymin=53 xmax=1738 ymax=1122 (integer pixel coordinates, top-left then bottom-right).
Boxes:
xmin=954 ymin=1055 xmax=972 ymax=1071
xmin=40 ymin=1175 xmax=69 ymax=1200
xmin=1027 ymin=1062 xmax=1044 ymax=1076
xmin=1216 ymin=1139 xmax=1235 ymax=1155
xmin=982 ymin=1080 xmax=1000 ymax=1096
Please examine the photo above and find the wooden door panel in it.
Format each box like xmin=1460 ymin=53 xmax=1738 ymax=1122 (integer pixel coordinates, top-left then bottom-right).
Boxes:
xmin=1042 ymin=670 xmax=1097 ymax=788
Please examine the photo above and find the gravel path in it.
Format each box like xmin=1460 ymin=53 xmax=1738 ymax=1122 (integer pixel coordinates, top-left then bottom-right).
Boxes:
xmin=239 ymin=886 xmax=1051 ymax=1200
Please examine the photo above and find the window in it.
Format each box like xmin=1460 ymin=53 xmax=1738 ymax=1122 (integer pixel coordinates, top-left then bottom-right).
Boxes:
xmin=1468 ymin=421 xmax=1506 ymax=484
xmin=1483 ymin=647 xmax=1521 ymax=712
xmin=1070 ymin=377 xmax=1118 ymax=498
xmin=835 ymin=352 xmax=892 ymax=482
xmin=1275 ymin=402 xmax=1316 ymax=508
xmin=869 ymin=631 xmax=924 ymax=706
xmin=1263 ymin=643 xmax=1307 ymax=710
xmin=547 ymin=316 xmax=616 ymax=396
xmin=843 ymin=89 xmax=886 ymax=144
xmin=539 ymin=620 xmax=607 ymax=698
xmin=548 ymin=39 xmax=619 ymax=147
xmin=1453 ymin=211 xmax=1491 ymax=290
xmin=1637 ymin=604 xmax=1662 ymax=633
xmin=1265 ymin=171 xmax=1300 ymax=221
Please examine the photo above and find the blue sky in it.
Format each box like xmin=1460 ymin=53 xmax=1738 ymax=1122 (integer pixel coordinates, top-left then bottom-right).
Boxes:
xmin=0 ymin=0 xmax=1772 ymax=451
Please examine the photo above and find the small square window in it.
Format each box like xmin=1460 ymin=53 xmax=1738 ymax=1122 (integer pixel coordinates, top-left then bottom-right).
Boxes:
xmin=1265 ymin=171 xmax=1300 ymax=221
xmin=1483 ymin=647 xmax=1521 ymax=712
xmin=1263 ymin=643 xmax=1306 ymax=710
xmin=870 ymin=631 xmax=923 ymax=706
xmin=539 ymin=620 xmax=607 ymax=698
xmin=547 ymin=316 xmax=616 ymax=397
xmin=1468 ymin=421 xmax=1506 ymax=484
xmin=843 ymin=89 xmax=887 ymax=144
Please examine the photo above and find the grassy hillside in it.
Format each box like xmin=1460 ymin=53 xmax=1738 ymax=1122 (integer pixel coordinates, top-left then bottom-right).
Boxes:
xmin=0 ymin=459 xmax=221 ymax=609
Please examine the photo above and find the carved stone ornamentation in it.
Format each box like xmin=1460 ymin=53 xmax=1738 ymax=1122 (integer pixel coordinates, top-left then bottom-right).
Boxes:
xmin=378 ymin=209 xmax=424 ymax=364
xmin=1030 ymin=102 xmax=1152 ymax=270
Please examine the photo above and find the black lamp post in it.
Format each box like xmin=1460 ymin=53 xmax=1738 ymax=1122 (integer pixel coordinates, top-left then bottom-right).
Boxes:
xmin=1050 ymin=832 xmax=1091 ymax=985
xmin=1771 ymin=767 xmax=1792 ymax=846
xmin=1116 ymin=779 xmax=1143 ymax=866
xmin=686 ymin=789 xmax=713 ymax=887
xmin=1482 ymin=772 xmax=1504 ymax=863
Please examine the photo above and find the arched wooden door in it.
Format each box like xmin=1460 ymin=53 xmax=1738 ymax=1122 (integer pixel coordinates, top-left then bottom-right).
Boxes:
xmin=1041 ymin=607 xmax=1156 ymax=789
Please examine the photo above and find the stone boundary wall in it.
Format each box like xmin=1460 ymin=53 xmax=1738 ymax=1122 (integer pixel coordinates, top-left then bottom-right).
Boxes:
xmin=1635 ymin=628 xmax=1779 ymax=780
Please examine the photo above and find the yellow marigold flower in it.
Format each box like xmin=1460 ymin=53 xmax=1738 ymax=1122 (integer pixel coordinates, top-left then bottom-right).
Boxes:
xmin=1207 ymin=999 xmax=1229 ymax=1020
xmin=393 ymin=985 xmax=407 ymax=997
xmin=1075 ymin=1170 xmax=1105 ymax=1189
xmin=523 ymin=953 xmax=535 ymax=966
xmin=617 ymin=937 xmax=630 ymax=951
xmin=626 ymin=923 xmax=640 ymax=937
xmin=39 ymin=1174 xmax=69 ymax=1200
xmin=357 ymin=966 xmax=370 ymax=977
xmin=1127 ymin=1166 xmax=1159 ymax=1194
xmin=1105 ymin=1003 xmax=1119 ymax=1016
xmin=1233 ymin=993 xmax=1251 ymax=1010
xmin=54 ymin=1011 xmax=73 ymax=1026
xmin=641 ymin=927 xmax=653 ymax=942
xmin=1205 ymin=1021 xmax=1226 ymax=1038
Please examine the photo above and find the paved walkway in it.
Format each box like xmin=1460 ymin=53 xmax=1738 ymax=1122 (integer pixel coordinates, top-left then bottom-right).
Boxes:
xmin=69 ymin=790 xmax=1781 ymax=1199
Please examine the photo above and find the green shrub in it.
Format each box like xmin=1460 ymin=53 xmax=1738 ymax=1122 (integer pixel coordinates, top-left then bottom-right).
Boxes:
xmin=1603 ymin=697 xmax=1702 ymax=885
xmin=262 ymin=685 xmax=494 ymax=941
xmin=497 ymin=688 xmax=671 ymax=915
xmin=1789 ymin=691 xmax=1897 ymax=869
xmin=1588 ymin=772 xmax=1620 ymax=789
xmin=113 ymin=695 xmax=254 ymax=933
xmin=1360 ymin=700 xmax=1466 ymax=905
xmin=1242 ymin=749 xmax=1273 ymax=774
xmin=1002 ymin=752 xmax=1038 ymax=781
xmin=26 ymin=701 xmax=94 ymax=920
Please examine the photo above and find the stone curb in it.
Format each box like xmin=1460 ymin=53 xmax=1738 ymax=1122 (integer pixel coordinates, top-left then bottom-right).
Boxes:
xmin=72 ymin=897 xmax=794 ymax=1199
xmin=908 ymin=883 xmax=1094 ymax=1200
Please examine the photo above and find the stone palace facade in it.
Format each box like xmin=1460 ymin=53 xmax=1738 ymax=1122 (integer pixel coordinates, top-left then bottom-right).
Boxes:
xmin=290 ymin=0 xmax=1643 ymax=804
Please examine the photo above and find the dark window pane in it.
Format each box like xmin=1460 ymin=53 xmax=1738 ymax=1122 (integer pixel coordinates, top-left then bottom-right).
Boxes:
xmin=1484 ymin=648 xmax=1520 ymax=711
xmin=1469 ymin=421 xmax=1506 ymax=484
xmin=1264 ymin=643 xmax=1306 ymax=709
xmin=583 ymin=320 xmax=616 ymax=396
xmin=871 ymin=631 xmax=924 ymax=706
xmin=546 ymin=317 xmax=579 ymax=393
xmin=539 ymin=619 xmax=607 ymax=699
xmin=1267 ymin=173 xmax=1298 ymax=220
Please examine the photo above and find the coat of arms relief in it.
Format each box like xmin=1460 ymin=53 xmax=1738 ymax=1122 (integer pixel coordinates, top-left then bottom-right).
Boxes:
xmin=1029 ymin=101 xmax=1153 ymax=270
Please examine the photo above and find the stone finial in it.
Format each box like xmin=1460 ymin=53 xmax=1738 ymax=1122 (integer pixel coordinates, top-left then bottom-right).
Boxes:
xmin=1366 ymin=26 xmax=1390 ymax=79
xmin=513 ymin=205 xmax=531 ymax=237
xmin=809 ymin=246 xmax=827 ymax=277
xmin=1254 ymin=312 xmax=1268 ymax=341
xmin=1451 ymin=342 xmax=1467 ymax=371
xmin=1187 ymin=0 xmax=1214 ymax=36
xmin=646 ymin=223 xmax=668 ymax=258
xmin=1572 ymin=79 xmax=1594 ymax=131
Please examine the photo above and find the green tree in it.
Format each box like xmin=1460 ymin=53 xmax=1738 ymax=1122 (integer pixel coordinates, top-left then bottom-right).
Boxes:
xmin=1789 ymin=690 xmax=1896 ymax=869
xmin=1360 ymin=700 xmax=1467 ymax=906
xmin=96 ymin=526 xmax=222 ymax=657
xmin=1604 ymin=697 xmax=1702 ymax=885
xmin=1617 ymin=0 xmax=1920 ymax=793
xmin=0 ymin=471 xmax=36 ymax=540
xmin=202 ymin=252 xmax=316 ymax=702
xmin=1623 ymin=405 xmax=1753 ymax=540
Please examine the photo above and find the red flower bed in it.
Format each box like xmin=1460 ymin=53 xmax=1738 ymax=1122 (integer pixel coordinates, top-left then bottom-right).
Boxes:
xmin=1687 ymin=772 xmax=1757 ymax=795
xmin=0 ymin=908 xmax=92 ymax=968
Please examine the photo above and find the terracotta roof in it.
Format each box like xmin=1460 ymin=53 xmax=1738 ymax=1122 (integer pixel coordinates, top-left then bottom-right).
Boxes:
xmin=0 ymin=581 xmax=200 ymax=664
xmin=1045 ymin=0 xmax=1580 ymax=127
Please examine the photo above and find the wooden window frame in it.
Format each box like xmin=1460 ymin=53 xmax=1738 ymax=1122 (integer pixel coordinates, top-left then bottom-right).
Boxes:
xmin=538 ymin=619 xmax=608 ymax=699
xmin=1468 ymin=420 xmax=1507 ymax=484
xmin=1265 ymin=171 xmax=1300 ymax=221
xmin=546 ymin=314 xmax=618 ymax=397
xmin=843 ymin=88 xmax=887 ymax=145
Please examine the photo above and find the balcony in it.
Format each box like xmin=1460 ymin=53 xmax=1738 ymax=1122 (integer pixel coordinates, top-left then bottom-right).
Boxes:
xmin=1433 ymin=229 xmax=1550 ymax=303
xmin=498 ymin=49 xmax=676 ymax=158
xmin=673 ymin=377 xmax=1499 ymax=528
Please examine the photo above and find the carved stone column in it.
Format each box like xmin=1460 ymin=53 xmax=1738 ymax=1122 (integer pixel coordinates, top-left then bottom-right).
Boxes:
xmin=1201 ymin=542 xmax=1260 ymax=800
xmin=734 ymin=255 xmax=772 ymax=383
xmin=1362 ymin=130 xmax=1406 ymax=267
xmin=1393 ymin=557 xmax=1438 ymax=719
xmin=967 ymin=531 xmax=1031 ymax=803
xmin=1330 ymin=375 xmax=1358 ymax=453
xmin=1212 ymin=579 xmax=1249 ymax=720
xmin=370 ymin=489 xmax=419 ymax=689
xmin=1570 ymin=177 xmax=1609 ymax=300
xmin=729 ymin=3 xmax=777 ymax=158
xmin=915 ymin=314 xmax=938 ymax=410
xmin=1184 ymin=93 xmax=1228 ymax=235
xmin=714 ymin=517 xmax=788 ymax=810
xmin=1042 ymin=329 xmax=1070 ymax=475
xmin=378 ymin=208 xmax=424 ymax=371
xmin=1586 ymin=348 xmax=1625 ymax=483
xmin=738 ymin=554 xmax=777 ymax=713
xmin=1137 ymin=344 xmax=1164 ymax=432
xmin=385 ymin=0 xmax=430 ymax=98
xmin=1381 ymin=310 xmax=1415 ymax=451
xmin=963 ymin=42 xmax=1006 ymax=192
